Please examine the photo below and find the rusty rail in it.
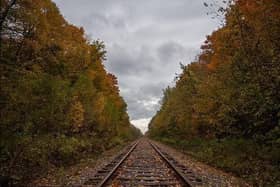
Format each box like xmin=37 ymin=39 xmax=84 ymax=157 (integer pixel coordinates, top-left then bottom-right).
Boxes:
xmin=149 ymin=141 xmax=193 ymax=187
xmin=96 ymin=140 xmax=139 ymax=187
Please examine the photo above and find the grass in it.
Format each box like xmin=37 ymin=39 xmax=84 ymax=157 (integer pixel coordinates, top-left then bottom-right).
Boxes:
xmin=153 ymin=136 xmax=280 ymax=186
xmin=30 ymin=140 xmax=131 ymax=186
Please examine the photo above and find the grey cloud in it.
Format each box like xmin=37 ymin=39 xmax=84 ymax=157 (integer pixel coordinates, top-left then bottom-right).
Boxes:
xmin=157 ymin=41 xmax=185 ymax=62
xmin=126 ymin=97 xmax=160 ymax=120
xmin=140 ymin=83 xmax=165 ymax=98
xmin=107 ymin=44 xmax=155 ymax=75
xmin=84 ymin=12 xmax=126 ymax=29
xmin=105 ymin=41 xmax=199 ymax=120
xmin=53 ymin=0 xmax=221 ymax=132
xmin=121 ymin=83 xmax=165 ymax=120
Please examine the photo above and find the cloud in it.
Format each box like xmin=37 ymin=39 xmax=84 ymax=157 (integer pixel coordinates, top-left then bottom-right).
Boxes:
xmin=157 ymin=41 xmax=185 ymax=62
xmin=131 ymin=118 xmax=151 ymax=133
xmin=53 ymin=0 xmax=221 ymax=133
xmin=106 ymin=44 xmax=155 ymax=75
xmin=120 ymin=82 xmax=164 ymax=120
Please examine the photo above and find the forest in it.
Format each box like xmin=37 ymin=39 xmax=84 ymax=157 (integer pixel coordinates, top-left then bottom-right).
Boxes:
xmin=0 ymin=0 xmax=141 ymax=183
xmin=1 ymin=0 xmax=280 ymax=186
xmin=148 ymin=0 xmax=280 ymax=186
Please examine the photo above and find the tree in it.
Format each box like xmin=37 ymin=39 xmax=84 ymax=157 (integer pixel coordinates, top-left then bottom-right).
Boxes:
xmin=0 ymin=0 xmax=141 ymax=183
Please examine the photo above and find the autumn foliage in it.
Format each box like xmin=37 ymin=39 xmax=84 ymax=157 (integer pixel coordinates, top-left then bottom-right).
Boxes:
xmin=148 ymin=0 xmax=280 ymax=185
xmin=0 ymin=0 xmax=141 ymax=182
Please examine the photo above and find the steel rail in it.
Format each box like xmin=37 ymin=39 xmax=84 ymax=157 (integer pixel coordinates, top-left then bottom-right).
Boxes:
xmin=97 ymin=140 xmax=139 ymax=187
xmin=149 ymin=141 xmax=192 ymax=187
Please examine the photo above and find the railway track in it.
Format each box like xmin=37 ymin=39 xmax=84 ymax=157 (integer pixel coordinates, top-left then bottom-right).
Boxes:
xmin=84 ymin=139 xmax=203 ymax=186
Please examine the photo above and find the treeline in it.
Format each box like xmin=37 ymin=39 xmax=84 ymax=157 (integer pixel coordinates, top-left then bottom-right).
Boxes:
xmin=148 ymin=0 xmax=279 ymax=185
xmin=0 ymin=0 xmax=141 ymax=182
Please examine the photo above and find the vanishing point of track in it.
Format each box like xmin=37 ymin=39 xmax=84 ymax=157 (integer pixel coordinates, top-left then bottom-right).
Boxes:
xmin=84 ymin=138 xmax=203 ymax=186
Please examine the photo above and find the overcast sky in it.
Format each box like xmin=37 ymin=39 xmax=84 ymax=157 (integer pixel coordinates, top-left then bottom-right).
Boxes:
xmin=53 ymin=0 xmax=221 ymax=133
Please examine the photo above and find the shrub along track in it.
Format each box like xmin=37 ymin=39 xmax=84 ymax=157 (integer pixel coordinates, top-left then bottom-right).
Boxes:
xmin=84 ymin=138 xmax=203 ymax=186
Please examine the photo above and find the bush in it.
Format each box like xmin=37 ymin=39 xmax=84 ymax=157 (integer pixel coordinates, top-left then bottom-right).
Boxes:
xmin=156 ymin=136 xmax=280 ymax=186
